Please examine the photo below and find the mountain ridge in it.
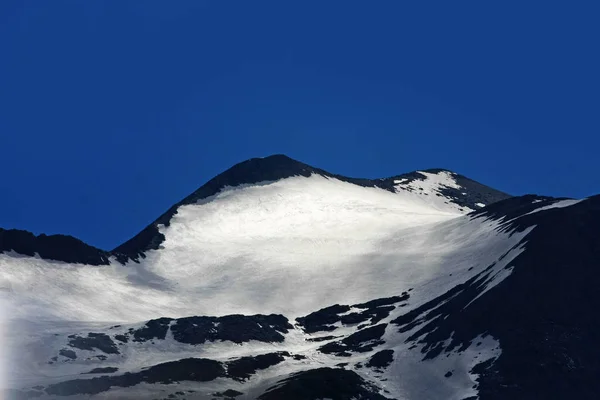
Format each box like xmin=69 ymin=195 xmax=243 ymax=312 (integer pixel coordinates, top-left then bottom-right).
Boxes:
xmin=112 ymin=154 xmax=512 ymax=263
xmin=0 ymin=154 xmax=511 ymax=265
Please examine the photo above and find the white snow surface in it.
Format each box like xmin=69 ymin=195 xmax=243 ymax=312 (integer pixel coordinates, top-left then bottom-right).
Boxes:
xmin=0 ymin=172 xmax=536 ymax=398
xmin=2 ymin=174 xmax=469 ymax=323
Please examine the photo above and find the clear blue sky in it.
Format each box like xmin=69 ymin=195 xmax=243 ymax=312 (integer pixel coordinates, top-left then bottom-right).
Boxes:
xmin=1 ymin=1 xmax=598 ymax=250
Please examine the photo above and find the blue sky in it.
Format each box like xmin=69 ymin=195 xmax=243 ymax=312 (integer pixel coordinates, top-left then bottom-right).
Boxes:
xmin=1 ymin=1 xmax=598 ymax=250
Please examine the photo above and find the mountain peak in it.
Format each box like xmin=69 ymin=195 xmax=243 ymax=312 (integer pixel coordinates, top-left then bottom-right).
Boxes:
xmin=111 ymin=156 xmax=510 ymax=263
xmin=0 ymin=154 xmax=509 ymax=265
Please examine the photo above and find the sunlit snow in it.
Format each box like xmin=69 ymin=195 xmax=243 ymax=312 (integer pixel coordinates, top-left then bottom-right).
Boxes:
xmin=0 ymin=171 xmax=534 ymax=398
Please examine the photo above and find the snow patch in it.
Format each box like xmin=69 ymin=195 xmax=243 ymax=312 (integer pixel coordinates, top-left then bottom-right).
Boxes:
xmin=524 ymin=199 xmax=584 ymax=216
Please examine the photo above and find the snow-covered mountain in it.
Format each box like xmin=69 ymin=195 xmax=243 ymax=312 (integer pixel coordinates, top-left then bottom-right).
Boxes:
xmin=1 ymin=155 xmax=598 ymax=400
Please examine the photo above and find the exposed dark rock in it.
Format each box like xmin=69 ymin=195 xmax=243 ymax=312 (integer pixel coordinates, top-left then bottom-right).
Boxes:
xmin=0 ymin=228 xmax=110 ymax=265
xmin=470 ymin=195 xmax=561 ymax=226
xmin=317 ymin=341 xmax=348 ymax=356
xmin=306 ymin=335 xmax=340 ymax=342
xmin=114 ymin=334 xmax=128 ymax=343
xmin=132 ymin=317 xmax=174 ymax=342
xmin=57 ymin=313 xmax=292 ymax=375
xmin=340 ymin=305 xmax=396 ymax=326
xmin=390 ymin=271 xmax=483 ymax=341
xmin=342 ymin=323 xmax=387 ymax=350
xmin=213 ymin=389 xmax=243 ymax=397
xmin=58 ymin=349 xmax=76 ymax=360
xmin=390 ymin=195 xmax=600 ymax=400
xmin=68 ymin=333 xmax=119 ymax=354
xmin=258 ymin=367 xmax=392 ymax=400
xmin=353 ymin=293 xmax=410 ymax=308
xmin=172 ymin=314 xmax=292 ymax=345
xmin=45 ymin=358 xmax=225 ymax=396
xmin=367 ymin=349 xmax=394 ymax=369
xmin=297 ymin=297 xmax=405 ymax=334
xmin=319 ymin=324 xmax=387 ymax=356
xmin=296 ymin=304 xmax=350 ymax=333
xmin=226 ymin=352 xmax=289 ymax=382
xmin=83 ymin=367 xmax=119 ymax=374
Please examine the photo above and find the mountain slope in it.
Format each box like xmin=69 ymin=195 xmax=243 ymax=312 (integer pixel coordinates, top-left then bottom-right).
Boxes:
xmin=2 ymin=155 xmax=596 ymax=400
xmin=112 ymin=154 xmax=511 ymax=263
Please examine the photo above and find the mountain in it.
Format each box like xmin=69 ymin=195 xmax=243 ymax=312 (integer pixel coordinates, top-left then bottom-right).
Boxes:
xmin=112 ymin=154 xmax=510 ymax=264
xmin=1 ymin=155 xmax=597 ymax=400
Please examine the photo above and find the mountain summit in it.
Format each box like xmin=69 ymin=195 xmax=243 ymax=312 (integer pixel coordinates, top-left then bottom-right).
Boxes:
xmin=1 ymin=154 xmax=510 ymax=266
xmin=2 ymin=156 xmax=597 ymax=400
xmin=112 ymin=154 xmax=510 ymax=263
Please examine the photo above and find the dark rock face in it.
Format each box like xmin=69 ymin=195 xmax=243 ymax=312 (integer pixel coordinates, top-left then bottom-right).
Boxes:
xmin=470 ymin=194 xmax=561 ymax=224
xmin=50 ymin=314 xmax=293 ymax=372
xmin=471 ymin=195 xmax=600 ymax=400
xmin=297 ymin=294 xmax=409 ymax=334
xmin=131 ymin=317 xmax=174 ymax=342
xmin=306 ymin=335 xmax=340 ymax=342
xmin=390 ymin=266 xmax=500 ymax=358
xmin=296 ymin=304 xmax=351 ymax=333
xmin=43 ymin=352 xmax=290 ymax=397
xmin=83 ymin=367 xmax=119 ymax=374
xmin=114 ymin=334 xmax=128 ymax=343
xmin=391 ymin=195 xmax=600 ymax=400
xmin=0 ymin=228 xmax=110 ymax=265
xmin=45 ymin=358 xmax=225 ymax=396
xmin=68 ymin=333 xmax=119 ymax=354
xmin=226 ymin=352 xmax=289 ymax=382
xmin=58 ymin=349 xmax=76 ymax=360
xmin=353 ymin=293 xmax=410 ymax=309
xmin=367 ymin=349 xmax=394 ymax=369
xmin=117 ymin=314 xmax=292 ymax=346
xmin=213 ymin=389 xmax=244 ymax=397
xmin=340 ymin=305 xmax=396 ymax=326
xmin=258 ymin=367 xmax=392 ymax=400
xmin=171 ymin=314 xmax=292 ymax=345
xmin=319 ymin=324 xmax=387 ymax=356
